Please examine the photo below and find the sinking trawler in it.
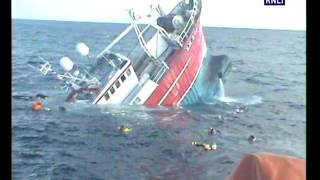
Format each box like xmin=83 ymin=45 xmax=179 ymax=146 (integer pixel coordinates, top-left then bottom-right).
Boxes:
xmin=29 ymin=0 xmax=231 ymax=106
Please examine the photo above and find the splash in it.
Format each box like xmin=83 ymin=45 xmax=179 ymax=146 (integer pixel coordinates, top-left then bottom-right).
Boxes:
xmin=215 ymin=78 xmax=263 ymax=105
xmin=217 ymin=78 xmax=225 ymax=98
xmin=241 ymin=96 xmax=263 ymax=105
xmin=215 ymin=78 xmax=238 ymax=103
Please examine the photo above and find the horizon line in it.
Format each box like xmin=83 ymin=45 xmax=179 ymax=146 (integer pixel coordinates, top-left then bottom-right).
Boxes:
xmin=12 ymin=18 xmax=306 ymax=32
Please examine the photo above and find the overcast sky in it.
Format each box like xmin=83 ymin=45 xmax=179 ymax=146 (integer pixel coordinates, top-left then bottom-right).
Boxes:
xmin=12 ymin=0 xmax=306 ymax=30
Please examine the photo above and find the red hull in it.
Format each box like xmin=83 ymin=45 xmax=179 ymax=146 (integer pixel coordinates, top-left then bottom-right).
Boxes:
xmin=144 ymin=19 xmax=206 ymax=106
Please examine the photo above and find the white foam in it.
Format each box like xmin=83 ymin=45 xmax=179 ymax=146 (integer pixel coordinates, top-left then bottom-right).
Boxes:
xmin=217 ymin=78 xmax=225 ymax=98
xmin=216 ymin=96 xmax=239 ymax=103
xmin=215 ymin=78 xmax=263 ymax=105
xmin=242 ymin=95 xmax=263 ymax=105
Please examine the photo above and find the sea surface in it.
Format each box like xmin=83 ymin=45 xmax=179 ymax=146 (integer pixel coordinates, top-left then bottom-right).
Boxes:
xmin=12 ymin=19 xmax=306 ymax=180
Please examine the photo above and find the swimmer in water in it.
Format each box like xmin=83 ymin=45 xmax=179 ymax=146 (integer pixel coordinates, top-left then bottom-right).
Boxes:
xmin=118 ymin=125 xmax=132 ymax=133
xmin=208 ymin=127 xmax=221 ymax=135
xmin=192 ymin=141 xmax=217 ymax=151
xmin=248 ymin=134 xmax=256 ymax=144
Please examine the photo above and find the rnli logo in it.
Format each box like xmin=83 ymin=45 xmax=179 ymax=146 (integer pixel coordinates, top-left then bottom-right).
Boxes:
xmin=264 ymin=0 xmax=285 ymax=5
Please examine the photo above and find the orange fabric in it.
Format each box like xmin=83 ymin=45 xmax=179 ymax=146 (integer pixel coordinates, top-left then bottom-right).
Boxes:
xmin=32 ymin=101 xmax=43 ymax=112
xmin=228 ymin=152 xmax=306 ymax=180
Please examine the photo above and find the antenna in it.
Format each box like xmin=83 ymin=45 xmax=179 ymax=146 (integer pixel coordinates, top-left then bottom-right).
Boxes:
xmin=28 ymin=54 xmax=101 ymax=94
xmin=27 ymin=56 xmax=56 ymax=75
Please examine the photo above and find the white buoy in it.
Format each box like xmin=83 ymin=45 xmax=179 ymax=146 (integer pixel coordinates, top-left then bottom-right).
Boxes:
xmin=76 ymin=42 xmax=90 ymax=56
xmin=59 ymin=57 xmax=74 ymax=71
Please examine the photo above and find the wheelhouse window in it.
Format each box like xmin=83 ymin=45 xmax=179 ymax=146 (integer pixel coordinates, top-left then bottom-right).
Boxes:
xmin=104 ymin=92 xmax=110 ymax=101
xmin=133 ymin=97 xmax=141 ymax=104
xmin=115 ymin=81 xmax=121 ymax=88
xmin=90 ymin=53 xmax=115 ymax=83
xmin=120 ymin=74 xmax=126 ymax=82
xmin=126 ymin=69 xmax=131 ymax=76
xmin=110 ymin=86 xmax=115 ymax=94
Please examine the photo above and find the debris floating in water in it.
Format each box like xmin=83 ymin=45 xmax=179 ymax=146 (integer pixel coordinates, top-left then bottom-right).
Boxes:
xmin=217 ymin=115 xmax=222 ymax=119
xmin=192 ymin=141 xmax=217 ymax=151
xmin=232 ymin=105 xmax=248 ymax=116
xmin=237 ymin=105 xmax=248 ymax=112
xmin=232 ymin=112 xmax=239 ymax=117
xmin=32 ymin=101 xmax=43 ymax=112
xmin=12 ymin=95 xmax=33 ymax=101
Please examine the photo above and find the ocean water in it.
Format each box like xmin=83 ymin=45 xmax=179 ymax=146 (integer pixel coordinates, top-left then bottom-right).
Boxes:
xmin=12 ymin=19 xmax=306 ymax=180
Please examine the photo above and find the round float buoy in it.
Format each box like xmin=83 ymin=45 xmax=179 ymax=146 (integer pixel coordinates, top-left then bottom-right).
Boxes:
xmin=32 ymin=101 xmax=43 ymax=112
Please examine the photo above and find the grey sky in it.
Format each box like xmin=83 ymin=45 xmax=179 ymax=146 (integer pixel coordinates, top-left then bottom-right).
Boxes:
xmin=12 ymin=0 xmax=306 ymax=30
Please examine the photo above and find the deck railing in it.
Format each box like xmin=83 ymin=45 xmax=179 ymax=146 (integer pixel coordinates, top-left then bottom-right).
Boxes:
xmin=175 ymin=0 xmax=199 ymax=47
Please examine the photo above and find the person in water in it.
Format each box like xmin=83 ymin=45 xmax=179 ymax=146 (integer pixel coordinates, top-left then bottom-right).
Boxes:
xmin=248 ymin=134 xmax=256 ymax=144
xmin=118 ymin=125 xmax=132 ymax=133
xmin=192 ymin=141 xmax=217 ymax=151
xmin=208 ymin=127 xmax=221 ymax=135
